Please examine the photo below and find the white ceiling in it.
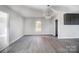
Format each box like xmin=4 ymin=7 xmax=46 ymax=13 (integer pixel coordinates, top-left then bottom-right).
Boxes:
xmin=24 ymin=5 xmax=47 ymax=11
xmin=7 ymin=5 xmax=79 ymax=18
xmin=26 ymin=5 xmax=79 ymax=13
xmin=51 ymin=5 xmax=79 ymax=13
xmin=8 ymin=5 xmax=44 ymax=18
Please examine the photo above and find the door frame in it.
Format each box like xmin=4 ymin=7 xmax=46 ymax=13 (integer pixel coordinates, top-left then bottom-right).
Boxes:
xmin=55 ymin=19 xmax=58 ymax=37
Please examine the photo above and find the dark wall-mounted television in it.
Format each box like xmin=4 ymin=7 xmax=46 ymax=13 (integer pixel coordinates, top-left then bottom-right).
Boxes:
xmin=64 ymin=13 xmax=79 ymax=25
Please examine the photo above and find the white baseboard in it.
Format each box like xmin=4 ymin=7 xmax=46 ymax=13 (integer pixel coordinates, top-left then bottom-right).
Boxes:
xmin=9 ymin=34 xmax=24 ymax=45
xmin=24 ymin=33 xmax=54 ymax=35
xmin=58 ymin=37 xmax=79 ymax=39
xmin=0 ymin=34 xmax=24 ymax=52
xmin=0 ymin=44 xmax=9 ymax=52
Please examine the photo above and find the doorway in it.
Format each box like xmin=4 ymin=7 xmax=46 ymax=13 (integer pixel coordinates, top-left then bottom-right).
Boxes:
xmin=55 ymin=20 xmax=58 ymax=37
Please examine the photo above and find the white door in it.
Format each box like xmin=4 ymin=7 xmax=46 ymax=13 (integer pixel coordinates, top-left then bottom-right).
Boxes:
xmin=0 ymin=11 xmax=9 ymax=51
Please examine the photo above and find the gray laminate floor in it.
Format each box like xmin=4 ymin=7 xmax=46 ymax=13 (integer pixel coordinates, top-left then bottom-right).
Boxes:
xmin=1 ymin=35 xmax=79 ymax=53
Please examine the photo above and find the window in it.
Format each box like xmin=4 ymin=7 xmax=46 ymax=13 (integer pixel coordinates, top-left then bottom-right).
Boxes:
xmin=64 ymin=13 xmax=79 ymax=25
xmin=35 ymin=21 xmax=42 ymax=32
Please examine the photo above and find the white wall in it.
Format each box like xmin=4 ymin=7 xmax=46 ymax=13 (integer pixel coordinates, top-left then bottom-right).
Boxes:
xmin=9 ymin=11 xmax=24 ymax=43
xmin=0 ymin=11 xmax=9 ymax=51
xmin=24 ymin=18 xmax=55 ymax=35
xmin=58 ymin=12 xmax=79 ymax=39
xmin=0 ymin=6 xmax=24 ymax=51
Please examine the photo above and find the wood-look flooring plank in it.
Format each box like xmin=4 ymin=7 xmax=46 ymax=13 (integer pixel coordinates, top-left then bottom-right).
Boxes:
xmin=1 ymin=35 xmax=78 ymax=53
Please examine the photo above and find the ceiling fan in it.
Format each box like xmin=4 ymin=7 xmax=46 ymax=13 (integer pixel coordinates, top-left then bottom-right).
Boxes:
xmin=44 ymin=5 xmax=56 ymax=20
